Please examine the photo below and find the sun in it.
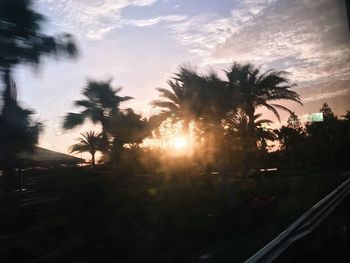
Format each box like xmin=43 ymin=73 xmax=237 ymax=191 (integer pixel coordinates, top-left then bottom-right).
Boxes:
xmin=173 ymin=136 xmax=187 ymax=150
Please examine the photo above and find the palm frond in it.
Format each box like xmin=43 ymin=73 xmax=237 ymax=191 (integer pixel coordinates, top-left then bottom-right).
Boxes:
xmin=70 ymin=143 xmax=89 ymax=154
xmin=261 ymin=103 xmax=281 ymax=122
xmin=63 ymin=113 xmax=85 ymax=130
xmin=270 ymin=103 xmax=294 ymax=115
xmin=156 ymin=87 xmax=180 ymax=104
xmin=75 ymin=100 xmax=94 ymax=108
xmin=151 ymin=100 xmax=180 ymax=112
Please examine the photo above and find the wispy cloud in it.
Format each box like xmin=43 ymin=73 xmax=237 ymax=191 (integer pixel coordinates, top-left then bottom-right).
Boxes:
xmin=219 ymin=0 xmax=350 ymax=83
xmin=168 ymin=0 xmax=276 ymax=64
xmin=303 ymin=89 xmax=350 ymax=103
xmin=121 ymin=15 xmax=187 ymax=27
xmin=35 ymin=0 xmax=163 ymax=39
xmin=168 ymin=0 xmax=350 ymax=89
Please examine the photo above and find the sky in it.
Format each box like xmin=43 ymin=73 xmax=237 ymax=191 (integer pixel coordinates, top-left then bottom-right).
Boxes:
xmin=11 ymin=0 xmax=350 ymax=156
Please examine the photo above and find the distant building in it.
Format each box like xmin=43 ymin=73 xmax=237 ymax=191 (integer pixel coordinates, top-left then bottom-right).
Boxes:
xmin=18 ymin=147 xmax=85 ymax=168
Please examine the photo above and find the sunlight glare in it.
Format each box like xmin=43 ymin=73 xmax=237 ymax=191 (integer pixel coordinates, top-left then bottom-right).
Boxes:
xmin=173 ymin=136 xmax=187 ymax=150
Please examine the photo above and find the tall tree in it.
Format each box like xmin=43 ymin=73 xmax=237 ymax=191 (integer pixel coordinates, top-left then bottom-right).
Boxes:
xmin=275 ymin=112 xmax=306 ymax=169
xmin=0 ymin=79 xmax=41 ymax=190
xmin=151 ymin=67 xmax=205 ymax=134
xmin=63 ymin=79 xmax=132 ymax=153
xmin=152 ymin=67 xmax=231 ymax=150
xmin=0 ymin=0 xmax=78 ymax=98
xmin=225 ymin=63 xmax=301 ymax=140
xmin=224 ymin=112 xmax=275 ymax=151
xmin=225 ymin=63 xmax=301 ymax=173
xmin=108 ymin=108 xmax=149 ymax=147
xmin=70 ymin=131 xmax=103 ymax=167
xmin=305 ymin=103 xmax=340 ymax=169
xmin=320 ymin=103 xmax=336 ymax=121
xmin=107 ymin=108 xmax=150 ymax=166
xmin=0 ymin=0 xmax=78 ymax=186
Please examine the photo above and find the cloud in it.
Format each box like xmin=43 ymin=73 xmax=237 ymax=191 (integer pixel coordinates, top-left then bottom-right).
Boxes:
xmin=168 ymin=0 xmax=277 ymax=64
xmin=296 ymin=79 xmax=350 ymax=102
xmin=169 ymin=0 xmax=350 ymax=89
xmin=121 ymin=15 xmax=187 ymax=27
xmin=303 ymin=89 xmax=350 ymax=103
xmin=35 ymin=0 xmax=160 ymax=39
xmin=217 ymin=0 xmax=350 ymax=83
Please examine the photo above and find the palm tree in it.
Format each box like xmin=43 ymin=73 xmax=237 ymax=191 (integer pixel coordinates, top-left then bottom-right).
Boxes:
xmin=225 ymin=63 xmax=302 ymax=141
xmin=152 ymin=67 xmax=232 ymax=143
xmin=107 ymin=108 xmax=149 ymax=147
xmin=70 ymin=131 xmax=103 ymax=167
xmin=0 ymin=79 xmax=42 ymax=190
xmin=107 ymin=108 xmax=150 ymax=165
xmin=63 ymin=79 xmax=132 ymax=152
xmin=151 ymin=67 xmax=204 ymax=134
xmin=0 ymin=0 xmax=78 ymax=99
xmin=224 ymin=111 xmax=276 ymax=172
xmin=0 ymin=0 xmax=77 ymax=189
xmin=255 ymin=118 xmax=276 ymax=152
xmin=225 ymin=112 xmax=275 ymax=147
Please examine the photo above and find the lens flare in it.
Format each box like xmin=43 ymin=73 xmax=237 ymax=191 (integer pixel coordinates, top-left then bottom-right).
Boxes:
xmin=173 ymin=137 xmax=187 ymax=150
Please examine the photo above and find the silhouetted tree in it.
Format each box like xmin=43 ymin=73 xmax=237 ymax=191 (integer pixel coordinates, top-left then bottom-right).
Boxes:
xmin=275 ymin=112 xmax=306 ymax=169
xmin=0 ymin=79 xmax=41 ymax=190
xmin=320 ymin=103 xmax=336 ymax=121
xmin=224 ymin=111 xmax=276 ymax=170
xmin=152 ymin=68 xmax=231 ymax=134
xmin=225 ymin=63 xmax=301 ymax=139
xmin=152 ymin=67 xmax=208 ymax=134
xmin=152 ymin=68 xmax=232 ymax=171
xmin=225 ymin=63 xmax=301 ymax=173
xmin=70 ymin=131 xmax=103 ymax=167
xmin=225 ymin=112 xmax=275 ymax=145
xmin=342 ymin=110 xmax=350 ymax=122
xmin=63 ymin=79 xmax=132 ymax=155
xmin=0 ymin=0 xmax=78 ymax=188
xmin=107 ymin=108 xmax=150 ymax=168
xmin=275 ymin=112 xmax=305 ymax=151
xmin=0 ymin=0 xmax=78 ymax=101
xmin=305 ymin=103 xmax=342 ymax=169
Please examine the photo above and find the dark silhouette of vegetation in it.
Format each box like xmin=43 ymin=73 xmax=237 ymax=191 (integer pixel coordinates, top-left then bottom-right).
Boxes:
xmin=151 ymin=67 xmax=204 ymax=134
xmin=0 ymin=80 xmax=41 ymax=190
xmin=63 ymin=79 xmax=132 ymax=158
xmin=224 ymin=63 xmax=301 ymax=172
xmin=0 ymin=0 xmax=78 ymax=188
xmin=70 ymin=131 xmax=103 ymax=167
xmin=151 ymin=63 xmax=301 ymax=174
xmin=0 ymin=0 xmax=78 ymax=99
xmin=303 ymin=103 xmax=350 ymax=170
xmin=106 ymin=108 xmax=150 ymax=169
xmin=275 ymin=103 xmax=350 ymax=171
xmin=275 ymin=112 xmax=306 ymax=169
xmin=1 ymin=2 xmax=350 ymax=263
xmin=152 ymin=68 xmax=231 ymax=134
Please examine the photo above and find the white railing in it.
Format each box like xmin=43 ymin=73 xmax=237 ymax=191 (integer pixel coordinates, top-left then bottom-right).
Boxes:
xmin=245 ymin=172 xmax=350 ymax=263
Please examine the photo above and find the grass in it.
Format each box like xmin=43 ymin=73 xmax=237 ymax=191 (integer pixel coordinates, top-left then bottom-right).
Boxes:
xmin=1 ymin=167 xmax=348 ymax=262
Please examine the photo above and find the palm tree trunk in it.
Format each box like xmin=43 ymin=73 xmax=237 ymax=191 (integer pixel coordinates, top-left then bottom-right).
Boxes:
xmin=101 ymin=117 xmax=109 ymax=150
xmin=1 ymin=68 xmax=17 ymax=191
xmin=100 ymin=116 xmax=111 ymax=162
xmin=243 ymin=109 xmax=257 ymax=175
xmin=2 ymin=68 xmax=15 ymax=115
xmin=91 ymin=152 xmax=95 ymax=167
xmin=247 ymin=110 xmax=256 ymax=141
xmin=1 ymin=68 xmax=20 ymax=236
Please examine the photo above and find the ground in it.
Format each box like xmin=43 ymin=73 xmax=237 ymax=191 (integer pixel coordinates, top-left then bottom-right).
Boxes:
xmin=0 ymin=167 xmax=348 ymax=262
